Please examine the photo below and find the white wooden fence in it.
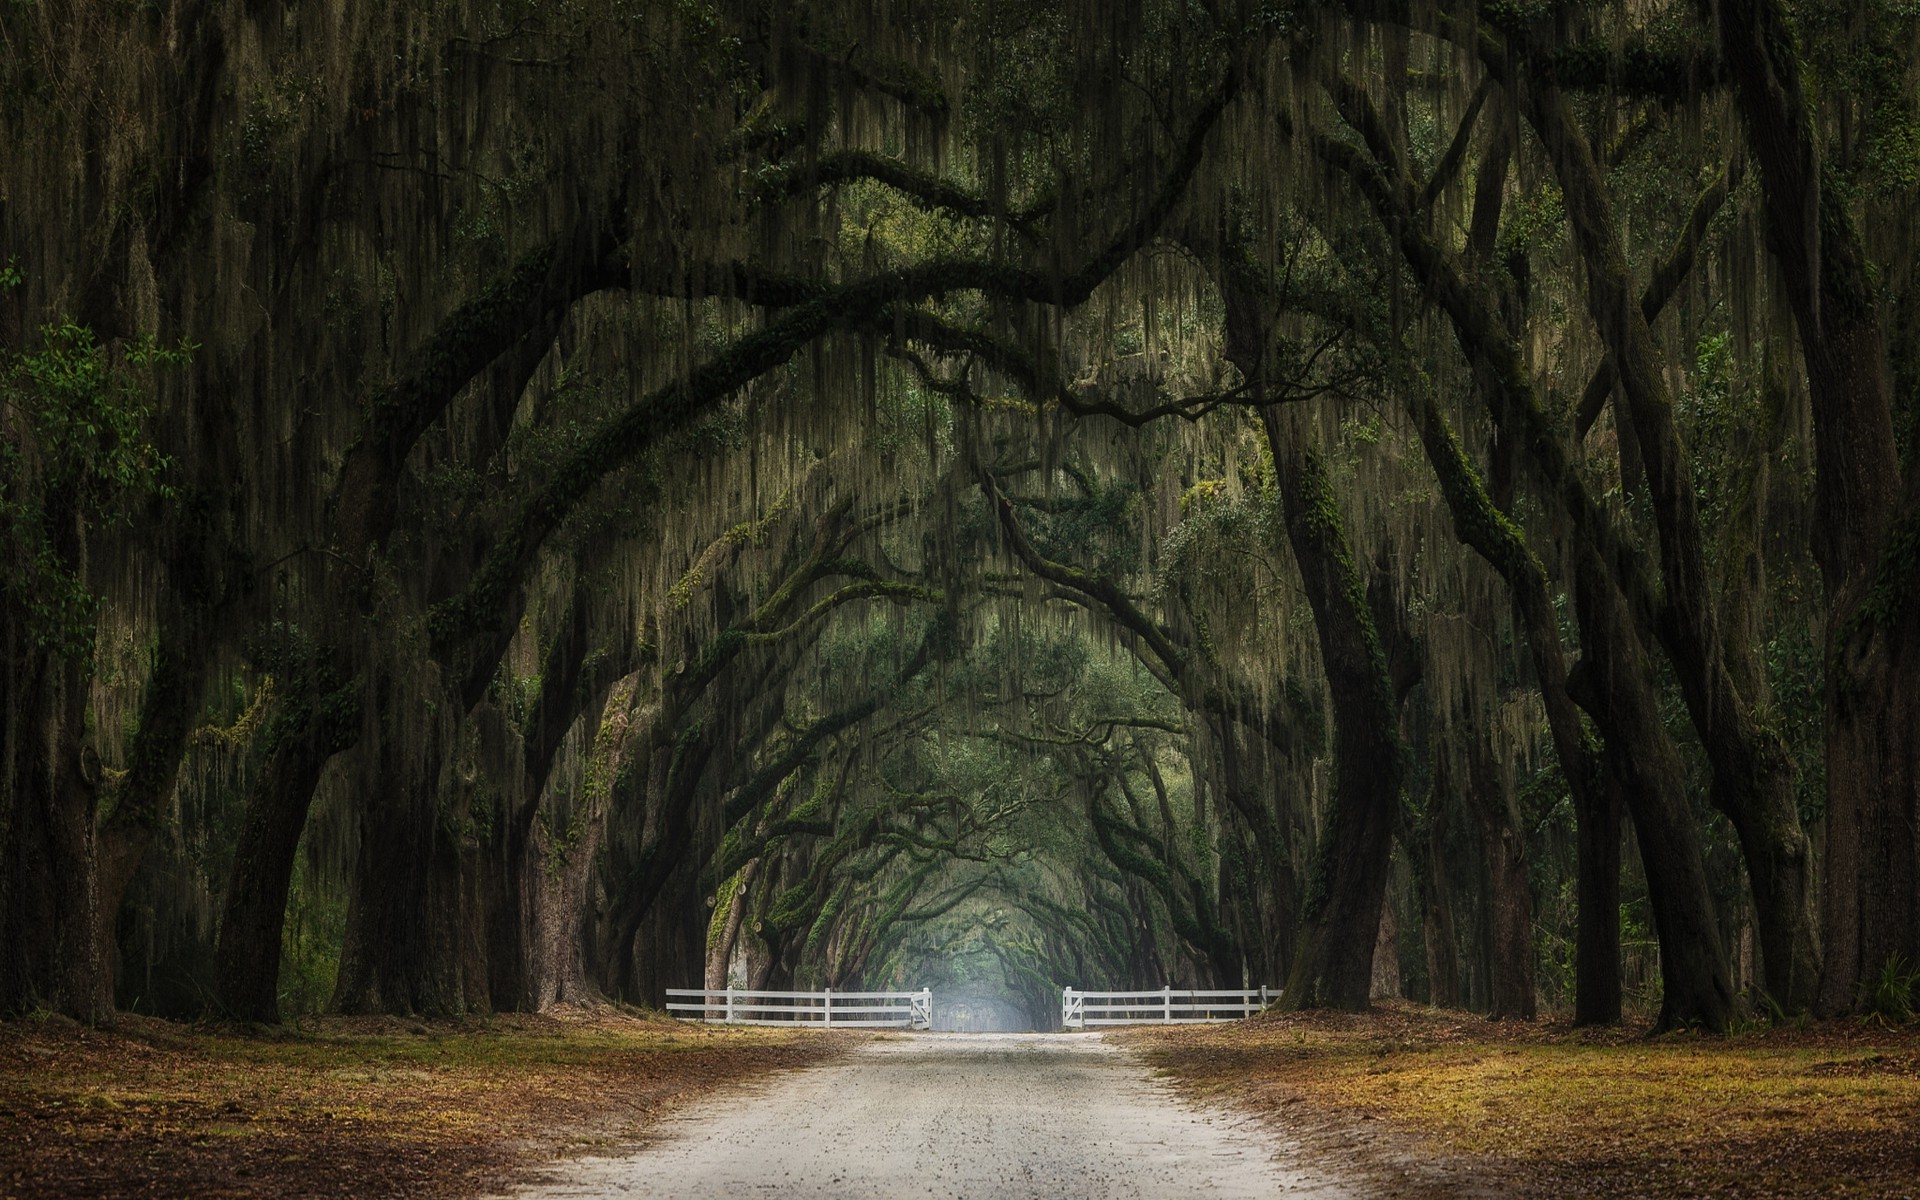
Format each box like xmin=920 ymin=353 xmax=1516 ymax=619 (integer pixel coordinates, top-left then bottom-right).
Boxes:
xmin=665 ymin=987 xmax=933 ymax=1029
xmin=1061 ymin=985 xmax=1275 ymax=1028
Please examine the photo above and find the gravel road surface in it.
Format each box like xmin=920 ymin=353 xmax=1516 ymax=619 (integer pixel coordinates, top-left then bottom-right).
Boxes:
xmin=509 ymin=1031 xmax=1357 ymax=1198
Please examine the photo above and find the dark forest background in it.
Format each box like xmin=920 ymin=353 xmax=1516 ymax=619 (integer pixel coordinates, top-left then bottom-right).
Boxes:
xmin=2 ymin=0 xmax=1916 ymax=1033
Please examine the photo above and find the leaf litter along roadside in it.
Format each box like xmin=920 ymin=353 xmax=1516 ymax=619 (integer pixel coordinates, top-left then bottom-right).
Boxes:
xmin=0 ymin=1006 xmax=858 ymax=1199
xmin=1119 ymin=1001 xmax=1920 ymax=1199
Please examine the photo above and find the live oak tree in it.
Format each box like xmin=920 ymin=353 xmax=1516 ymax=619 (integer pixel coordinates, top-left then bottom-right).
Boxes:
xmin=2 ymin=0 xmax=1914 ymax=1032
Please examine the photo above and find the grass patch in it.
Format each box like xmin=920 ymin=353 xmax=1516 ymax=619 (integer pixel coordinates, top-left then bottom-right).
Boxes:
xmin=1121 ymin=1002 xmax=1920 ymax=1197
xmin=0 ymin=1006 xmax=853 ymax=1198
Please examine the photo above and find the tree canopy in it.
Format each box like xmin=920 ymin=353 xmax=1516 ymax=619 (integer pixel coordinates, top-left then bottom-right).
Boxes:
xmin=2 ymin=0 xmax=1916 ymax=1032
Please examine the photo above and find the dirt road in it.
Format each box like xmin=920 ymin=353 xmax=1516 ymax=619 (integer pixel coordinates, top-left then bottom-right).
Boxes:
xmin=508 ymin=1031 xmax=1357 ymax=1198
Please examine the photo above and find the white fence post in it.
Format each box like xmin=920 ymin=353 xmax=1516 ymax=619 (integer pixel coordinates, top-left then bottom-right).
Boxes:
xmin=666 ymin=987 xmax=929 ymax=1027
xmin=1039 ymin=986 xmax=1277 ymax=1028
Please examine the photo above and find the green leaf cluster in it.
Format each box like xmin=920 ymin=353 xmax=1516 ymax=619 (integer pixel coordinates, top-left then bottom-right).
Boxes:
xmin=1 ymin=279 xmax=188 ymax=656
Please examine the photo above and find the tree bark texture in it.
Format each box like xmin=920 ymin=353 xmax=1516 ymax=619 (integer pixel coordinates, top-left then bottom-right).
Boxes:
xmin=1370 ymin=892 xmax=1402 ymax=1001
xmin=706 ymin=859 xmax=761 ymax=991
xmin=1414 ymin=789 xmax=1464 ymax=1009
xmin=1305 ymin=85 xmax=1630 ymax=1023
xmin=1524 ymin=76 xmax=1821 ymax=1013
xmin=0 ymin=639 xmax=106 ymax=1020
xmin=330 ymin=665 xmax=484 ymax=1016
xmin=1265 ymin=409 xmax=1405 ymax=1011
xmin=1458 ymin=734 xmax=1536 ymax=1020
xmin=1568 ymin=541 xmax=1735 ymax=1031
xmin=1708 ymin=0 xmax=1920 ymax=1015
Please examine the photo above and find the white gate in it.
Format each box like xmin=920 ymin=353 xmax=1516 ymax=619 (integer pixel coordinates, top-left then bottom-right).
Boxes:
xmin=666 ymin=987 xmax=933 ymax=1029
xmin=1061 ymin=985 xmax=1275 ymax=1028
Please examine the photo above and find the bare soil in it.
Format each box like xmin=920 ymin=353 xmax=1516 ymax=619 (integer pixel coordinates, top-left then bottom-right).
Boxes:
xmin=9 ymin=1003 xmax=1915 ymax=1198
xmin=1120 ymin=1002 xmax=1920 ymax=1198
xmin=0 ymin=1006 xmax=848 ymax=1199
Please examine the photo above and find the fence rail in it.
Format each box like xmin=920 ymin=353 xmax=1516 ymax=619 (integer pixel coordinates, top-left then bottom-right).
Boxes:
xmin=665 ymin=987 xmax=932 ymax=1029
xmin=1061 ymin=985 xmax=1276 ymax=1028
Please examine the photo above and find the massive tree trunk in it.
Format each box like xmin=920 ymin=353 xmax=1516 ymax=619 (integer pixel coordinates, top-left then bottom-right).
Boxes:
xmin=1568 ymin=542 xmax=1735 ymax=1031
xmin=232 ymin=224 xmax=610 ymax=1021
xmin=1369 ymin=892 xmax=1402 ymax=1001
xmin=1207 ymin=244 xmax=1403 ymax=1012
xmin=1 ymin=638 xmax=106 ymax=1021
xmin=2 ymin=504 xmax=109 ymax=1021
xmin=500 ymin=669 xmax=638 ymax=1012
xmin=601 ymin=713 xmax=715 ymax=1004
xmin=509 ymin=780 xmax=616 ymax=1010
xmin=706 ymin=859 xmax=761 ymax=991
xmin=1524 ymin=77 xmax=1821 ymax=1013
xmin=95 ymin=612 xmax=204 ymax=1008
xmin=213 ymin=628 xmax=363 ymax=1022
xmin=1263 ymin=409 xmax=1405 ymax=1011
xmin=1458 ymin=734 xmax=1536 ymax=1020
xmin=214 ymin=707 xmax=354 ymax=1022
xmin=486 ymin=584 xmax=639 ymax=1012
xmin=1210 ymin=719 xmax=1296 ymax=990
xmin=1709 ymin=0 xmax=1920 ymax=1015
xmin=625 ymin=859 xmax=708 ymax=1008
xmin=330 ymin=663 xmax=481 ymax=1016
xmin=1271 ymin=91 xmax=1629 ymax=1023
xmin=1411 ymin=779 xmax=1464 ymax=1009
xmin=1576 ymin=764 xmax=1625 ymax=1026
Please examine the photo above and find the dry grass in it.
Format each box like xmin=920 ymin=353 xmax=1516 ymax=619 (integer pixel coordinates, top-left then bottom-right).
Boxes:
xmin=0 ymin=1006 xmax=854 ymax=1199
xmin=1121 ymin=1002 xmax=1920 ymax=1198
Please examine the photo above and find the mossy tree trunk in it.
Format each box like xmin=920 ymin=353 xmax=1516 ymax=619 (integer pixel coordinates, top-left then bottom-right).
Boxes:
xmin=1 ymin=502 xmax=108 ymax=1021
xmin=1264 ymin=408 xmax=1405 ymax=1012
xmin=1709 ymin=0 xmax=1920 ymax=1015
xmin=1454 ymin=732 xmax=1536 ymax=1020
xmin=1410 ymin=787 xmax=1464 ymax=1009
xmin=1296 ymin=89 xmax=1649 ymax=1024
xmin=330 ymin=676 xmax=471 ymax=1016
xmin=1522 ymin=75 xmax=1821 ymax=1015
xmin=1567 ymin=542 xmax=1735 ymax=1032
xmin=213 ymin=675 xmax=359 ymax=1022
xmin=0 ymin=635 xmax=105 ymax=1019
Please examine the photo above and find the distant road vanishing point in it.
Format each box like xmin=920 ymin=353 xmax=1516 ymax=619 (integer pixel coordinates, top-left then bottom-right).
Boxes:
xmin=508 ymin=1032 xmax=1357 ymax=1198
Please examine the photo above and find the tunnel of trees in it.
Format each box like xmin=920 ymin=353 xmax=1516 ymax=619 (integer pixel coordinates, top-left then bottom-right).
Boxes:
xmin=2 ymin=0 xmax=1916 ymax=1035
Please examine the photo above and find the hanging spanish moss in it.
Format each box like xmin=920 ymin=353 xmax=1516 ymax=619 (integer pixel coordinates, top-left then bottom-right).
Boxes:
xmin=2 ymin=0 xmax=1916 ymax=1037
